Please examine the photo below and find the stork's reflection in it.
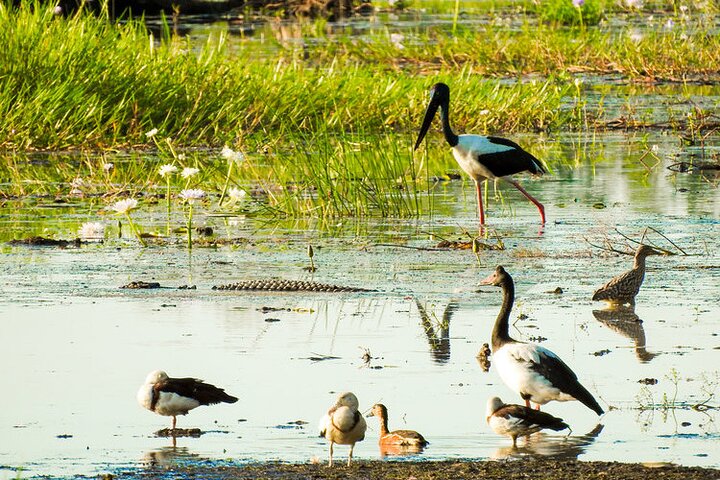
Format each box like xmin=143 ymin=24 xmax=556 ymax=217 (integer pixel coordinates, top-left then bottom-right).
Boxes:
xmin=142 ymin=444 xmax=202 ymax=467
xmin=415 ymin=299 xmax=458 ymax=364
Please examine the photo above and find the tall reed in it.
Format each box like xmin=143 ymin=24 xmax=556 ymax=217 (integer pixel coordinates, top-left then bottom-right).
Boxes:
xmin=1 ymin=1 xmax=577 ymax=151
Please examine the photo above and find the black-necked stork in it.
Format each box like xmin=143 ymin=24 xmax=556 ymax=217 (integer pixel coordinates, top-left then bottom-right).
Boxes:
xmin=480 ymin=266 xmax=604 ymax=416
xmin=414 ymin=82 xmax=546 ymax=227
xmin=486 ymin=396 xmax=570 ymax=447
xmin=318 ymin=391 xmax=367 ymax=466
xmin=137 ymin=370 xmax=238 ymax=430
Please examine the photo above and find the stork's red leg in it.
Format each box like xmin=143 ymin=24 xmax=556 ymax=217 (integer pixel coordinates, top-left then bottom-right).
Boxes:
xmin=525 ymin=399 xmax=531 ymax=408
xmin=508 ymin=180 xmax=545 ymax=224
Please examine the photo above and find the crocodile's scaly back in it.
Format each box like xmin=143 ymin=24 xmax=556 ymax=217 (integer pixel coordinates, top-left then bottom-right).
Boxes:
xmin=212 ymin=279 xmax=374 ymax=293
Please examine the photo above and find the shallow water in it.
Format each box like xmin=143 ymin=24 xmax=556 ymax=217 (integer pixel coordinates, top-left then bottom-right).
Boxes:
xmin=1 ymin=132 xmax=719 ymax=479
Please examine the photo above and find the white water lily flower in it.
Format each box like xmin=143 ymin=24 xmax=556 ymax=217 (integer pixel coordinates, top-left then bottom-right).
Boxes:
xmin=221 ymin=146 xmax=245 ymax=164
xmin=145 ymin=128 xmax=159 ymax=138
xmin=78 ymin=222 xmax=105 ymax=240
xmin=228 ymin=187 xmax=247 ymax=202
xmin=71 ymin=177 xmax=87 ymax=188
xmin=69 ymin=177 xmax=86 ymax=196
xmin=179 ymin=189 xmax=206 ymax=204
xmin=159 ymin=164 xmax=178 ymax=177
xmin=181 ymin=167 xmax=200 ymax=179
xmin=390 ymin=33 xmax=405 ymax=49
xmin=623 ymin=0 xmax=643 ymax=8
xmin=629 ymin=30 xmax=643 ymax=42
xmin=111 ymin=198 xmax=139 ymax=214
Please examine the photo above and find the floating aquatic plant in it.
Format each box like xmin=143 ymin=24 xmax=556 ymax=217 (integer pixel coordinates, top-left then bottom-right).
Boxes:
xmin=78 ymin=222 xmax=105 ymax=241
xmin=181 ymin=167 xmax=200 ymax=189
xmin=227 ymin=187 xmax=248 ymax=205
xmin=219 ymin=146 xmax=245 ymax=206
xmin=179 ymin=188 xmax=206 ymax=250
xmin=158 ymin=163 xmax=178 ymax=215
xmin=111 ymin=198 xmax=146 ymax=246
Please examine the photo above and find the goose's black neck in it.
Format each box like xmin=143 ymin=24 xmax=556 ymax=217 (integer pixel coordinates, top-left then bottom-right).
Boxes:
xmin=491 ymin=277 xmax=516 ymax=352
xmin=439 ymin=100 xmax=459 ymax=148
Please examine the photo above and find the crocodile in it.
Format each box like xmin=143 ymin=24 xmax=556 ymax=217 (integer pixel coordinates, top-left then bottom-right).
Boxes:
xmin=212 ymin=279 xmax=374 ymax=293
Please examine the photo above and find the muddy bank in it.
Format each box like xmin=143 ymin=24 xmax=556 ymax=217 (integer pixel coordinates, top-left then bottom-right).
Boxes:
xmin=114 ymin=459 xmax=720 ymax=480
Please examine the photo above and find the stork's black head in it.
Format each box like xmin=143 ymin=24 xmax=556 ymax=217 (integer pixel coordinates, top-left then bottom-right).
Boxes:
xmin=414 ymin=82 xmax=451 ymax=150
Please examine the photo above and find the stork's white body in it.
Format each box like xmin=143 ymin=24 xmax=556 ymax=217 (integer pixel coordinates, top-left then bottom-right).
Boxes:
xmin=452 ymin=135 xmax=516 ymax=181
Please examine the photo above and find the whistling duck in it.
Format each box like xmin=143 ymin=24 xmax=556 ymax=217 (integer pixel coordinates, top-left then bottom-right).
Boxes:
xmin=367 ymin=403 xmax=428 ymax=453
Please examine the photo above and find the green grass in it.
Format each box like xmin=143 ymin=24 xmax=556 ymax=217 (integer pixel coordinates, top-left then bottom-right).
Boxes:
xmin=0 ymin=2 xmax=569 ymax=150
xmin=2 ymin=1 xmax=719 ymax=152
xmin=290 ymin=23 xmax=720 ymax=80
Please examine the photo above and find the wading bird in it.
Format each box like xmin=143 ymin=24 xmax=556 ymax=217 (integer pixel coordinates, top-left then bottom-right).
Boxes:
xmin=480 ymin=266 xmax=604 ymax=416
xmin=592 ymin=244 xmax=662 ymax=306
xmin=136 ymin=370 xmax=238 ymax=430
xmin=319 ymin=391 xmax=367 ymax=466
xmin=486 ymin=396 xmax=570 ymax=447
xmin=414 ymin=82 xmax=546 ymax=228
xmin=367 ymin=403 xmax=428 ymax=455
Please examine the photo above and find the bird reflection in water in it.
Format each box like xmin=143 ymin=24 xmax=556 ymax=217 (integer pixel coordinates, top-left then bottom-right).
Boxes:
xmin=476 ymin=343 xmax=492 ymax=372
xmin=490 ymin=424 xmax=604 ymax=461
xmin=142 ymin=444 xmax=201 ymax=468
xmin=592 ymin=305 xmax=657 ymax=363
xmin=415 ymin=299 xmax=459 ymax=364
xmin=153 ymin=427 xmax=202 ymax=448
xmin=378 ymin=441 xmax=427 ymax=458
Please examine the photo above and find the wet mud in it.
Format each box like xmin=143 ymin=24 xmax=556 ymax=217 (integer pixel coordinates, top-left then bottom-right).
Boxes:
xmin=112 ymin=459 xmax=720 ymax=480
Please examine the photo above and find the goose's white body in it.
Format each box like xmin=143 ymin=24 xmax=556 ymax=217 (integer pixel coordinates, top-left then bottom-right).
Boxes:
xmin=493 ymin=343 xmax=577 ymax=406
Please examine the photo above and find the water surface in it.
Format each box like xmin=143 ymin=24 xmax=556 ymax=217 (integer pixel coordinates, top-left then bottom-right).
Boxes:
xmin=1 ymin=132 xmax=719 ymax=478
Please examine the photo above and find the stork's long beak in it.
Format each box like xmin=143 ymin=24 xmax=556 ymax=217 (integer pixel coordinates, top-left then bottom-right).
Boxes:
xmin=414 ymin=96 xmax=440 ymax=150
